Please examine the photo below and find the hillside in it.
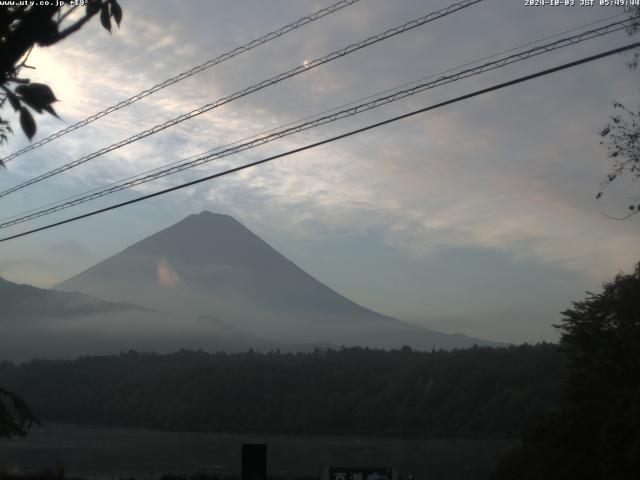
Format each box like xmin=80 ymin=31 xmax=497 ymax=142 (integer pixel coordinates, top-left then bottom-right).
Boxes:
xmin=0 ymin=277 xmax=278 ymax=361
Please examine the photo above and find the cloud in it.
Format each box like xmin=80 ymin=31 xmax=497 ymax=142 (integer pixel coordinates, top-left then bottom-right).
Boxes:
xmin=0 ymin=258 xmax=58 ymax=286
xmin=193 ymin=106 xmax=638 ymax=283
xmin=156 ymin=258 xmax=181 ymax=287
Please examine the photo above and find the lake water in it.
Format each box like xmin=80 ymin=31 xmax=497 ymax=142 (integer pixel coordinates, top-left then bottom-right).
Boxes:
xmin=0 ymin=423 xmax=516 ymax=480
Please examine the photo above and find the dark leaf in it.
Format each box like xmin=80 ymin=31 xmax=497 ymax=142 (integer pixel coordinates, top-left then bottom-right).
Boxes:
xmin=7 ymin=92 xmax=20 ymax=111
xmin=600 ymin=127 xmax=610 ymax=137
xmin=19 ymin=107 xmax=36 ymax=140
xmin=0 ymin=119 xmax=12 ymax=135
xmin=15 ymin=83 xmax=57 ymax=114
xmin=110 ymin=0 xmax=122 ymax=26
xmin=42 ymin=104 xmax=60 ymax=119
xmin=16 ymin=83 xmax=58 ymax=107
xmin=86 ymin=0 xmax=102 ymax=16
xmin=100 ymin=3 xmax=111 ymax=32
xmin=34 ymin=18 xmax=59 ymax=46
xmin=596 ymin=192 xmax=603 ymax=199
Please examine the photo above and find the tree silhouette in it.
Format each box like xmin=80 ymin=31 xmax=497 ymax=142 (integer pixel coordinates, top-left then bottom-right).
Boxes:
xmin=494 ymin=262 xmax=640 ymax=479
xmin=0 ymin=0 xmax=122 ymax=161
xmin=0 ymin=387 xmax=39 ymax=438
xmin=556 ymin=262 xmax=640 ymax=477
xmin=597 ymin=6 xmax=640 ymax=217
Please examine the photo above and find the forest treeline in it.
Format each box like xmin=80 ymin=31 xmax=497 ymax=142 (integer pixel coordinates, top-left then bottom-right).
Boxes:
xmin=0 ymin=344 xmax=563 ymax=437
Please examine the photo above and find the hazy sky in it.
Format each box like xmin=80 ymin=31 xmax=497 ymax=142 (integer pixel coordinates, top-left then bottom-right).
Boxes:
xmin=1 ymin=0 xmax=639 ymax=343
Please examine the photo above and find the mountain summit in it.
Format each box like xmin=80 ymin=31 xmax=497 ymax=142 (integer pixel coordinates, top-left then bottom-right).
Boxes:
xmin=56 ymin=211 xmax=496 ymax=350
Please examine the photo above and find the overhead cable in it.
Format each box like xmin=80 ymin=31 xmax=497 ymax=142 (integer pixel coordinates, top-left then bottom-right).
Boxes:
xmin=0 ymin=0 xmax=484 ymax=198
xmin=0 ymin=0 xmax=362 ymax=165
xmin=0 ymin=15 xmax=634 ymax=229
xmin=1 ymin=40 xmax=637 ymax=243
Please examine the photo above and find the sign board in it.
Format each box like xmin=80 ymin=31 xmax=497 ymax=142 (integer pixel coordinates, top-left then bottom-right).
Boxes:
xmin=326 ymin=467 xmax=396 ymax=480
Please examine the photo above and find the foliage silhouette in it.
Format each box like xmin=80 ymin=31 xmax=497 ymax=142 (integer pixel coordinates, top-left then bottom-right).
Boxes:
xmin=493 ymin=262 xmax=640 ymax=479
xmin=0 ymin=0 xmax=122 ymax=156
xmin=0 ymin=387 xmax=39 ymax=438
xmin=597 ymin=6 xmax=640 ymax=217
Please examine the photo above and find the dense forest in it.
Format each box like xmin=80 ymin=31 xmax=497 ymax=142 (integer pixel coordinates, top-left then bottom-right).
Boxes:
xmin=0 ymin=344 xmax=563 ymax=438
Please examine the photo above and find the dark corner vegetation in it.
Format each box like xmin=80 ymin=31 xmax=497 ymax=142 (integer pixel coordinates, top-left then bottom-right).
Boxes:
xmin=493 ymin=263 xmax=640 ymax=479
xmin=0 ymin=387 xmax=39 ymax=439
xmin=1 ymin=1 xmax=122 ymax=151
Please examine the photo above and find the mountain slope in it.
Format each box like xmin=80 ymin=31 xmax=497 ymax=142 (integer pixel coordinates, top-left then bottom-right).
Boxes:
xmin=56 ymin=211 xmax=497 ymax=349
xmin=58 ymin=212 xmax=390 ymax=320
xmin=0 ymin=276 xmax=145 ymax=321
xmin=0 ymin=277 xmax=279 ymax=361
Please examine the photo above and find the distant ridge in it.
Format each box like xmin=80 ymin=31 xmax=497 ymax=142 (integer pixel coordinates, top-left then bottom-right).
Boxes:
xmin=0 ymin=275 xmax=150 ymax=319
xmin=0 ymin=276 xmax=288 ymax=362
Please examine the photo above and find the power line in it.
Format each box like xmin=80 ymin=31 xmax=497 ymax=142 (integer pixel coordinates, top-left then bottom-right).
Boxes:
xmin=0 ymin=0 xmax=362 ymax=165
xmin=0 ymin=15 xmax=634 ymax=229
xmin=1 ymin=41 xmax=637 ymax=244
xmin=0 ymin=0 xmax=484 ymax=199
xmin=3 ymin=9 xmax=627 ymax=223
xmin=6 ymin=9 xmax=625 ymax=196
xmin=16 ymin=8 xmax=620 ymax=228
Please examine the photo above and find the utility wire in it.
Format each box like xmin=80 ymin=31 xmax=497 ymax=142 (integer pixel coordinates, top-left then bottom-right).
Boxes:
xmin=1 ymin=41 xmax=637 ymax=244
xmin=0 ymin=0 xmax=362 ymax=165
xmin=0 ymin=0 xmax=484 ymax=199
xmin=0 ymin=12 xmax=631 ymax=226
xmin=0 ymin=15 xmax=634 ymax=229
xmin=20 ymin=2 xmax=618 ymax=226
xmin=0 ymin=10 xmax=632 ymax=228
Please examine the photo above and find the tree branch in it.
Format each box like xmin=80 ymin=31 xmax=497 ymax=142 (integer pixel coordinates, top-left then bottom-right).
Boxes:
xmin=58 ymin=5 xmax=80 ymax=26
xmin=601 ymin=211 xmax=639 ymax=221
xmin=53 ymin=12 xmax=94 ymax=43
